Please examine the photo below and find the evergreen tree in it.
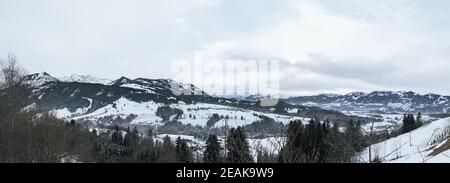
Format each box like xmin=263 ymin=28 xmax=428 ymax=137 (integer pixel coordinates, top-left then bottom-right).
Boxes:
xmin=175 ymin=137 xmax=192 ymax=163
xmin=226 ymin=127 xmax=253 ymax=163
xmin=401 ymin=114 xmax=408 ymax=133
xmin=122 ymin=126 xmax=138 ymax=146
xmin=318 ymin=120 xmax=331 ymax=161
xmin=70 ymin=119 xmax=76 ymax=126
xmin=145 ymin=128 xmax=155 ymax=158
xmin=256 ymin=148 xmax=276 ymax=163
xmin=281 ymin=120 xmax=305 ymax=162
xmin=157 ymin=136 xmax=176 ymax=163
xmin=203 ymin=134 xmax=222 ymax=163
xmin=345 ymin=120 xmax=364 ymax=152
xmin=345 ymin=120 xmax=355 ymax=146
xmin=123 ymin=130 xmax=133 ymax=147
xmin=416 ymin=112 xmax=423 ymax=128
xmin=281 ymin=119 xmax=332 ymax=163
xmin=207 ymin=113 xmax=221 ymax=128
xmin=122 ymin=127 xmax=139 ymax=157
xmin=354 ymin=121 xmax=364 ymax=151
xmin=325 ymin=122 xmax=347 ymax=162
xmin=137 ymin=128 xmax=156 ymax=162
xmin=402 ymin=114 xmax=417 ymax=133
xmin=132 ymin=127 xmax=139 ymax=139
xmin=147 ymin=128 xmax=154 ymax=138
xmin=111 ymin=125 xmax=123 ymax=145
xmin=91 ymin=129 xmax=97 ymax=136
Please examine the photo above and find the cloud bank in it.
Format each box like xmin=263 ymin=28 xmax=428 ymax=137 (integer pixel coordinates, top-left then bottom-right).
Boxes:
xmin=1 ymin=0 xmax=450 ymax=96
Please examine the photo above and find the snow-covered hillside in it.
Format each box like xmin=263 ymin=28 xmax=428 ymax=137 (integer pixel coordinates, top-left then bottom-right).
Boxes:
xmin=52 ymin=97 xmax=308 ymax=128
xmin=345 ymin=111 xmax=437 ymax=133
xmin=359 ymin=117 xmax=450 ymax=163
xmin=68 ymin=97 xmax=164 ymax=126
xmin=110 ymin=77 xmax=205 ymax=96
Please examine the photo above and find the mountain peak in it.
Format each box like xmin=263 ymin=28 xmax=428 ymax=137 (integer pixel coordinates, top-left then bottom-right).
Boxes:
xmin=25 ymin=72 xmax=60 ymax=87
xmin=111 ymin=76 xmax=132 ymax=86
xmin=58 ymin=74 xmax=112 ymax=85
xmin=345 ymin=92 xmax=366 ymax=96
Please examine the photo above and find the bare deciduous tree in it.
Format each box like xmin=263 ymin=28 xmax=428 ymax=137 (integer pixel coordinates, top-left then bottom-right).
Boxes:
xmin=0 ymin=54 xmax=29 ymax=112
xmin=0 ymin=54 xmax=27 ymax=89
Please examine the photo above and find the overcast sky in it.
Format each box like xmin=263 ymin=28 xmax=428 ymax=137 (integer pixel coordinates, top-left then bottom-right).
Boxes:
xmin=1 ymin=0 xmax=450 ymax=96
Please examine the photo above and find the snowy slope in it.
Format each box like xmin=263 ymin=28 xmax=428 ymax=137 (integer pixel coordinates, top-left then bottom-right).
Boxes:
xmin=171 ymin=102 xmax=308 ymax=128
xmin=53 ymin=97 xmax=93 ymax=118
xmin=345 ymin=111 xmax=438 ymax=133
xmin=52 ymin=97 xmax=308 ymax=128
xmin=68 ymin=97 xmax=164 ymax=126
xmin=359 ymin=117 xmax=450 ymax=163
xmin=170 ymin=102 xmax=260 ymax=127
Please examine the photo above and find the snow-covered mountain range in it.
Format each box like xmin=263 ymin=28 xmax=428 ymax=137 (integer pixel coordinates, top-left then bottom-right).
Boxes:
xmin=285 ymin=91 xmax=450 ymax=113
xmin=23 ymin=72 xmax=358 ymax=133
xmin=221 ymin=94 xmax=272 ymax=102
xmin=58 ymin=74 xmax=112 ymax=85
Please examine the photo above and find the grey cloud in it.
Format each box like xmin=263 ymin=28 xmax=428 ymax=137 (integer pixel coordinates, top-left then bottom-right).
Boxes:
xmin=290 ymin=54 xmax=398 ymax=80
xmin=2 ymin=0 xmax=450 ymax=96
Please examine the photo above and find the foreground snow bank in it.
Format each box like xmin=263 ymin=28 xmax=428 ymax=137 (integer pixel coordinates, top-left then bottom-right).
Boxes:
xmin=359 ymin=117 xmax=450 ymax=163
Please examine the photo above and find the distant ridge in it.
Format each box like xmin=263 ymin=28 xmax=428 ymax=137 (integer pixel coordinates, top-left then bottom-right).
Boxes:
xmin=285 ymin=91 xmax=450 ymax=113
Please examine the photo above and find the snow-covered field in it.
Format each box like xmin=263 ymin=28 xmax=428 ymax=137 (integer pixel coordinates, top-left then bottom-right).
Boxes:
xmin=171 ymin=102 xmax=309 ymax=128
xmin=359 ymin=117 xmax=450 ymax=163
xmin=68 ymin=97 xmax=165 ymax=126
xmin=53 ymin=97 xmax=94 ymax=119
xmin=53 ymin=97 xmax=309 ymax=128
xmin=344 ymin=111 xmax=437 ymax=134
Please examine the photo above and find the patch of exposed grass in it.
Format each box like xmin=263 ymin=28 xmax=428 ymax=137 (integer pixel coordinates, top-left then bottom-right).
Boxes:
xmin=429 ymin=139 xmax=450 ymax=157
